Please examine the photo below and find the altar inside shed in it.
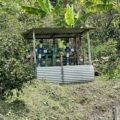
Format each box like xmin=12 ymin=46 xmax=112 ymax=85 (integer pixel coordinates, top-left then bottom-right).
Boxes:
xmin=23 ymin=28 xmax=94 ymax=83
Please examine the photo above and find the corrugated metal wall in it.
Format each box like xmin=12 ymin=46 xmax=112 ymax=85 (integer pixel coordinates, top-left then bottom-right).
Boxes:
xmin=37 ymin=66 xmax=61 ymax=83
xmin=37 ymin=65 xmax=94 ymax=83
xmin=63 ymin=65 xmax=94 ymax=83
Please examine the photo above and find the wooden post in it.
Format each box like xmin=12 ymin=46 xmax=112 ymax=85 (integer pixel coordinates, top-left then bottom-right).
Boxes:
xmin=83 ymin=48 xmax=85 ymax=64
xmin=60 ymin=54 xmax=64 ymax=83
xmin=112 ymin=106 xmax=119 ymax=120
xmin=118 ymin=19 xmax=120 ymax=54
xmin=79 ymin=36 xmax=83 ymax=64
xmin=73 ymin=37 xmax=77 ymax=65
xmin=0 ymin=83 xmax=2 ymax=97
xmin=52 ymin=39 xmax=56 ymax=66
xmin=45 ymin=54 xmax=48 ymax=66
xmin=74 ymin=36 xmax=79 ymax=65
xmin=76 ymin=36 xmax=81 ymax=65
xmin=87 ymin=32 xmax=92 ymax=65
xmin=33 ymin=31 xmax=36 ymax=64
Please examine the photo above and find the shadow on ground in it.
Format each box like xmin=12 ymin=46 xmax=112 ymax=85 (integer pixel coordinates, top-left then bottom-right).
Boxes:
xmin=0 ymin=99 xmax=29 ymax=119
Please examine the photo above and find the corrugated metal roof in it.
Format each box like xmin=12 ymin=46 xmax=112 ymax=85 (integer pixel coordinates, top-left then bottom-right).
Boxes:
xmin=23 ymin=27 xmax=94 ymax=40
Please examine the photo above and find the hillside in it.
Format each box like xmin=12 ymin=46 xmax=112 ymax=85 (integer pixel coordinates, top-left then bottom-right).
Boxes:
xmin=0 ymin=79 xmax=120 ymax=120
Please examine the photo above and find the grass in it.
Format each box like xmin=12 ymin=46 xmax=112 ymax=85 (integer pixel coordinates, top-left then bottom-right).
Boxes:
xmin=0 ymin=78 xmax=120 ymax=120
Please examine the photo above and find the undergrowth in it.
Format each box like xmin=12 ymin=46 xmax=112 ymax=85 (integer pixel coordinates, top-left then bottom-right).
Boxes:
xmin=0 ymin=79 xmax=120 ymax=120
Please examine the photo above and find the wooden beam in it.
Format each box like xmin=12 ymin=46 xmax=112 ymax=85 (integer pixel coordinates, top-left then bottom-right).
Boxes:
xmin=87 ymin=32 xmax=92 ymax=65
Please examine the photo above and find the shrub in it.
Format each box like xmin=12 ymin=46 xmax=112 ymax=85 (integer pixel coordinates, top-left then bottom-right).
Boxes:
xmin=92 ymin=39 xmax=120 ymax=79
xmin=0 ymin=12 xmax=35 ymax=98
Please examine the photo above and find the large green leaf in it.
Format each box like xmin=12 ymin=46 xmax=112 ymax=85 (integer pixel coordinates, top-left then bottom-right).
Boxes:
xmin=64 ymin=4 xmax=75 ymax=26
xmin=22 ymin=6 xmax=46 ymax=15
xmin=37 ymin=0 xmax=53 ymax=14
xmin=37 ymin=0 xmax=48 ymax=13
xmin=54 ymin=1 xmax=65 ymax=15
xmin=45 ymin=0 xmax=53 ymax=12
xmin=22 ymin=0 xmax=53 ymax=17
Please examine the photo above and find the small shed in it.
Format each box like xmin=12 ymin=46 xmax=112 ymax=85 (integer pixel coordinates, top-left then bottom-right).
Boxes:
xmin=23 ymin=27 xmax=94 ymax=83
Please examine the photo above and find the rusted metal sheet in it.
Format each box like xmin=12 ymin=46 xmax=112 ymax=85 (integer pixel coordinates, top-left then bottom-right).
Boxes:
xmin=37 ymin=65 xmax=94 ymax=83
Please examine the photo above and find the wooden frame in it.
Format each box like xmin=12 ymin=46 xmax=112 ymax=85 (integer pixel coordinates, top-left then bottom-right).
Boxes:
xmin=23 ymin=27 xmax=94 ymax=83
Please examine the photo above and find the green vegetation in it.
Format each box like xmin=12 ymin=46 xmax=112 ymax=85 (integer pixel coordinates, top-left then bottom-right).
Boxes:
xmin=0 ymin=11 xmax=35 ymax=98
xmin=0 ymin=80 xmax=120 ymax=120
xmin=0 ymin=0 xmax=120 ymax=119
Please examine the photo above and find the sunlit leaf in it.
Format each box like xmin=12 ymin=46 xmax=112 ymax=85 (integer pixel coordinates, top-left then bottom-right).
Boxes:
xmin=37 ymin=0 xmax=49 ymax=13
xmin=37 ymin=0 xmax=53 ymax=14
xmin=64 ymin=4 xmax=75 ymax=26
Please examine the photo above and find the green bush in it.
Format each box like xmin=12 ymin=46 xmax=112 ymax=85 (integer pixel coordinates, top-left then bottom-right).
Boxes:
xmin=92 ymin=39 xmax=120 ymax=79
xmin=107 ymin=58 xmax=120 ymax=80
xmin=92 ymin=39 xmax=117 ymax=59
xmin=0 ymin=12 xmax=35 ymax=98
